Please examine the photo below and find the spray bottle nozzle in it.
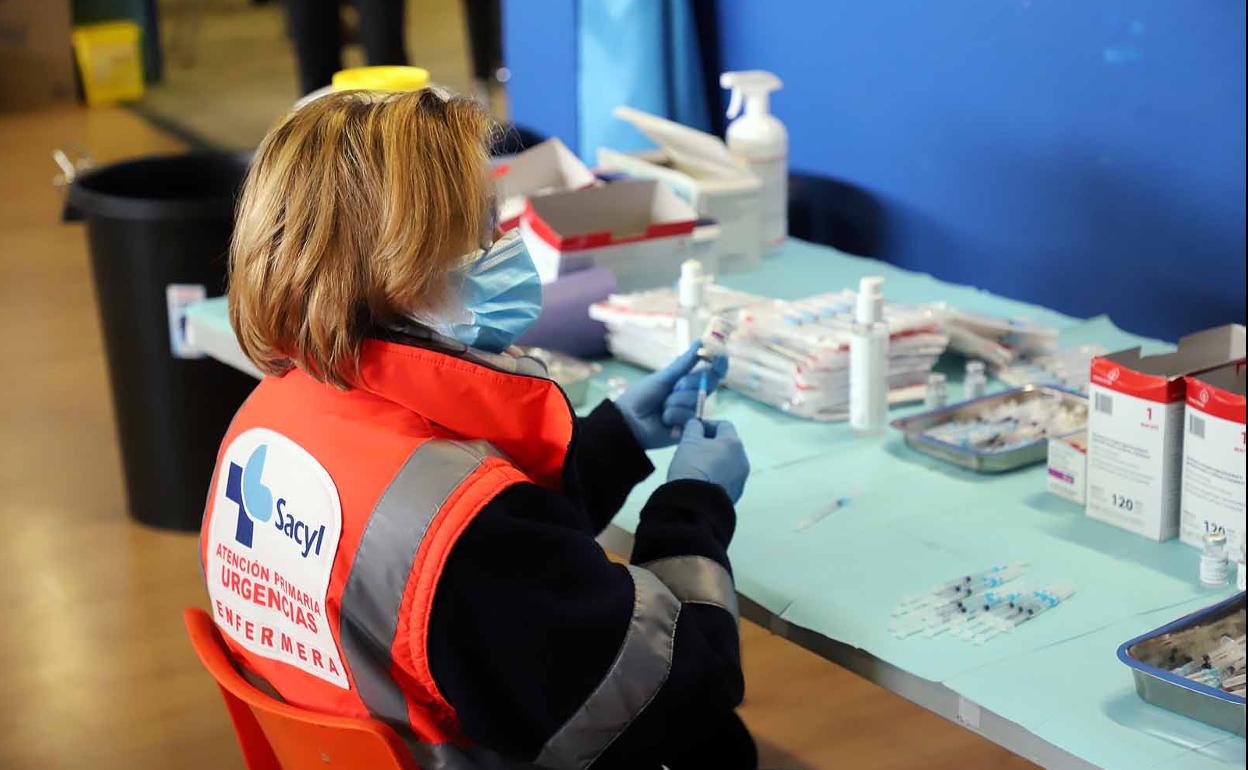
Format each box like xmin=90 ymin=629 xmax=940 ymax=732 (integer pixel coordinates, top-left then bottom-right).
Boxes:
xmin=720 ymin=70 xmax=783 ymax=119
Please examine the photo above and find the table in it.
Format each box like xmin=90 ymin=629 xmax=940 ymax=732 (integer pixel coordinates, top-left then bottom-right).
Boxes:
xmin=186 ymin=239 xmax=1244 ymax=770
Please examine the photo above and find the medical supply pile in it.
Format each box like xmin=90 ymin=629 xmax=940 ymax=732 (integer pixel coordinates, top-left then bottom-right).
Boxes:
xmin=1170 ymin=634 xmax=1246 ymax=696
xmin=1131 ymin=603 xmax=1247 ymax=698
xmin=943 ymin=309 xmax=1059 ymax=370
xmin=590 ymin=275 xmax=949 ymax=421
xmin=919 ymin=393 xmax=1087 ymax=454
xmin=889 ymin=563 xmax=1076 ymax=644
xmin=996 ymin=344 xmax=1107 ymax=395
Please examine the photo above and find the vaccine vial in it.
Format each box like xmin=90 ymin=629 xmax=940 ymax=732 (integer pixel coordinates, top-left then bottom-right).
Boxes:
xmin=1199 ymin=531 xmax=1229 ymax=587
xmin=925 ymin=372 xmax=948 ymax=411
xmin=700 ymin=315 xmax=736 ymax=360
xmin=964 ymin=360 xmax=987 ymax=401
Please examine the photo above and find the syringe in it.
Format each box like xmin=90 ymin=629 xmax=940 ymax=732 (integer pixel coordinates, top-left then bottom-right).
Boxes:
xmin=890 ymin=588 xmax=1024 ymax=639
xmin=893 ymin=563 xmax=1029 ymax=616
xmin=960 ymin=582 xmax=1077 ymax=644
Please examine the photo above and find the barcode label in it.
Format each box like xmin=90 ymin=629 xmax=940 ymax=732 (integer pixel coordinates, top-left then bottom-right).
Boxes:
xmin=1095 ymin=393 xmax=1114 ymax=415
xmin=1189 ymin=414 xmax=1205 ymax=439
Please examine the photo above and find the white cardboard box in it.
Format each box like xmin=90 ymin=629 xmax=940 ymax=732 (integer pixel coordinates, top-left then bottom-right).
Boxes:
xmin=494 ymin=138 xmax=597 ymax=230
xmin=1085 ymin=325 xmax=1246 ymax=540
xmin=1047 ymin=431 xmax=1088 ymax=505
xmin=520 ymin=179 xmax=716 ymax=291
xmin=1178 ymin=362 xmax=1246 ymax=551
xmin=597 ymin=107 xmax=762 ymax=274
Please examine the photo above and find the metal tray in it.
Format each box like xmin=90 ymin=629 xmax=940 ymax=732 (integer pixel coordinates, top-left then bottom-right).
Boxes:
xmin=889 ymin=385 xmax=1087 ymax=473
xmin=1117 ymin=593 xmax=1246 ymax=736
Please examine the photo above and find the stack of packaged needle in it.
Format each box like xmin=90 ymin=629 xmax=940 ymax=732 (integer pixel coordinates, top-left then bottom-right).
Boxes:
xmin=590 ymin=283 xmax=949 ymax=421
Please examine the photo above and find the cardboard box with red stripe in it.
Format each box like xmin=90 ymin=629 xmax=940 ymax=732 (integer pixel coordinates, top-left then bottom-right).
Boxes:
xmin=520 ymin=179 xmax=717 ymax=291
xmin=597 ymin=106 xmax=763 ymax=274
xmin=494 ymin=138 xmax=597 ymax=231
xmin=1179 ymin=361 xmax=1246 ymax=552
xmin=1085 ymin=324 xmax=1245 ymax=540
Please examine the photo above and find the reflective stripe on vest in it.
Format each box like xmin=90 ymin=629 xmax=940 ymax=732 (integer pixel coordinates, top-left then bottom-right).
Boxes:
xmin=338 ymin=439 xmax=501 ymax=729
xmin=337 ymin=438 xmax=739 ymax=769
xmin=409 ymin=740 xmax=551 ymax=770
xmin=640 ymin=555 xmax=739 ymax=623
xmin=535 ymin=557 xmax=738 ymax=769
xmin=536 ymin=565 xmax=681 ymax=769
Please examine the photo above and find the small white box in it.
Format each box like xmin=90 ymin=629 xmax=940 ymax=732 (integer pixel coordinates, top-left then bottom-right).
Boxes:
xmin=1179 ymin=362 xmax=1246 ymax=551
xmin=1085 ymin=325 xmax=1245 ymax=541
xmin=1047 ymin=431 xmax=1088 ymax=504
xmin=598 ymin=107 xmax=762 ymax=274
xmin=494 ymin=138 xmax=597 ymax=230
xmin=520 ymin=179 xmax=716 ymax=291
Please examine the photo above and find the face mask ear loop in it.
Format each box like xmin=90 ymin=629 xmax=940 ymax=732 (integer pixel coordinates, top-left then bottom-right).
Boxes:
xmin=473 ymin=230 xmax=524 ymax=273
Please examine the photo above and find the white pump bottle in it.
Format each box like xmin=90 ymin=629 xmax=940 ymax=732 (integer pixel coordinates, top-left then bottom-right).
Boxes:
xmin=675 ymin=259 xmax=707 ymax=350
xmin=849 ymin=276 xmax=889 ymax=434
xmin=720 ymin=70 xmax=787 ymax=255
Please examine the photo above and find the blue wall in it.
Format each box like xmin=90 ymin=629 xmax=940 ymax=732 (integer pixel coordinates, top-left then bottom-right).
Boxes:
xmin=502 ymin=0 xmax=578 ymax=151
xmin=503 ymin=1 xmax=1246 ymax=341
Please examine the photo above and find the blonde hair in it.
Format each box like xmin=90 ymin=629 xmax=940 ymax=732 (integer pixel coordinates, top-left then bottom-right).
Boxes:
xmin=229 ymin=88 xmax=493 ymax=388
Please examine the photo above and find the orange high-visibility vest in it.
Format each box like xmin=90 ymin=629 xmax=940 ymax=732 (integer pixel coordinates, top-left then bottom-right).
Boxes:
xmin=199 ymin=339 xmax=575 ymax=767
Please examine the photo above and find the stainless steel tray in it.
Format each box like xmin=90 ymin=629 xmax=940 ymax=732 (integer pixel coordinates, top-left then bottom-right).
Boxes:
xmin=889 ymin=385 xmax=1087 ymax=473
xmin=1117 ymin=593 xmax=1246 ymax=736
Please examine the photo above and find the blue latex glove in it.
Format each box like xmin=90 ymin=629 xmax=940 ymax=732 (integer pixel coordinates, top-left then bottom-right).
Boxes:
xmin=667 ymin=419 xmax=750 ymax=503
xmin=615 ymin=343 xmax=730 ymax=450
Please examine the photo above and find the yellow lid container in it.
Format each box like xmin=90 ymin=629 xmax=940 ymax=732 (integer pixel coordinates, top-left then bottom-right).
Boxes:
xmin=71 ymin=21 xmax=145 ymax=107
xmin=331 ymin=66 xmax=430 ymax=93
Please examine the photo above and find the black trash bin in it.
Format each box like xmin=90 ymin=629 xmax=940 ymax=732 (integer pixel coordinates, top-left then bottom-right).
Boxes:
xmin=64 ymin=152 xmax=258 ymax=531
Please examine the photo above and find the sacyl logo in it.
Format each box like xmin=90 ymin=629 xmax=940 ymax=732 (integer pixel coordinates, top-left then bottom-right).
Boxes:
xmin=225 ymin=444 xmax=327 ymax=558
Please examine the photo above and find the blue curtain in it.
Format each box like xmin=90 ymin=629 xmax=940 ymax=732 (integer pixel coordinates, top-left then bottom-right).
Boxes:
xmin=576 ymin=0 xmax=712 ymax=163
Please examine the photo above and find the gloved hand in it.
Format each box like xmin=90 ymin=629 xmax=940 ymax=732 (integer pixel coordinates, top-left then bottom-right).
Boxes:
xmin=667 ymin=419 xmax=750 ymax=503
xmin=615 ymin=343 xmax=729 ymax=450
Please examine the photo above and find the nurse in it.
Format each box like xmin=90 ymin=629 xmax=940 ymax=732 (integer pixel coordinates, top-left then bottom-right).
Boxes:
xmin=200 ymin=88 xmax=755 ymax=769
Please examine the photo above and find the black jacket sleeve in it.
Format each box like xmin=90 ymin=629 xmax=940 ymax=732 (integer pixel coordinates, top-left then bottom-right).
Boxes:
xmin=425 ymin=412 xmax=752 ymax=769
xmin=564 ymin=399 xmax=654 ymax=534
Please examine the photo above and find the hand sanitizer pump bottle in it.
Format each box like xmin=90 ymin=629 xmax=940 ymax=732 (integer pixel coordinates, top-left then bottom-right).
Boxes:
xmin=721 ymin=70 xmax=788 ymax=255
xmin=676 ymin=259 xmax=707 ymax=349
xmin=850 ymin=276 xmax=889 ymax=434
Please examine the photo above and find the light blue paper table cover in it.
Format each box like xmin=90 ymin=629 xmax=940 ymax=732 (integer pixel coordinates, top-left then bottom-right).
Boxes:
xmin=187 ymin=239 xmax=1243 ymax=768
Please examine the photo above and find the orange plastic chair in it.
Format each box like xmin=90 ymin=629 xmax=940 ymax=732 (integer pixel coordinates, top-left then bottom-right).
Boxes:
xmin=183 ymin=607 xmax=418 ymax=770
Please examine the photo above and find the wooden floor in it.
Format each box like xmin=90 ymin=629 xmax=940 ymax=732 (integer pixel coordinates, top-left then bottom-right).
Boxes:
xmin=0 ymin=105 xmax=1036 ymax=770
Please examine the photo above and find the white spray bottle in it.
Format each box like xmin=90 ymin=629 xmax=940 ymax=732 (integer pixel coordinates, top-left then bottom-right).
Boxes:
xmin=849 ymin=276 xmax=889 ymax=434
xmin=721 ymin=70 xmax=788 ymax=255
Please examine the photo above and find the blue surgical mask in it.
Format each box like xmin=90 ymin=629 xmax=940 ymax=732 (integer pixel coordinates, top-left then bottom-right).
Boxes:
xmin=413 ymin=229 xmax=543 ymax=353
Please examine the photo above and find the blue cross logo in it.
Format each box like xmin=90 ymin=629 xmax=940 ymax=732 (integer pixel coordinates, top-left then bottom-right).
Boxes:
xmin=224 ymin=445 xmax=274 ymax=548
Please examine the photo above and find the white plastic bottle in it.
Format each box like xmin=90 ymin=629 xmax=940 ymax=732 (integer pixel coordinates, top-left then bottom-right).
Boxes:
xmin=675 ymin=259 xmax=707 ymax=349
xmin=721 ymin=70 xmax=787 ymax=255
xmin=850 ymin=276 xmax=889 ymax=434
